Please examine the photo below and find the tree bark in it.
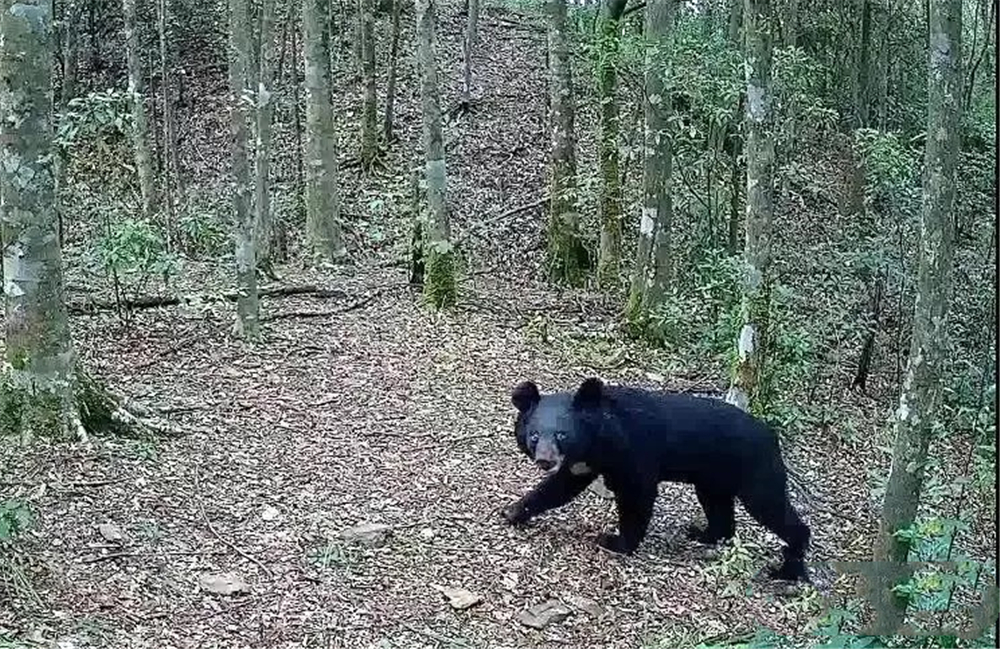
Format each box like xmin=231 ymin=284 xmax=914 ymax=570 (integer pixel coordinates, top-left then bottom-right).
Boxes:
xmin=0 ymin=0 xmax=80 ymax=440
xmin=60 ymin=0 xmax=80 ymax=106
xmin=855 ymin=0 xmax=872 ymax=127
xmin=726 ymin=0 xmax=775 ymax=414
xmin=595 ymin=0 xmax=628 ymax=288
xmin=545 ymin=0 xmax=588 ymax=285
xmin=255 ymin=0 xmax=277 ymax=271
xmin=123 ymin=0 xmax=157 ymax=219
xmin=158 ymin=0 xmax=181 ymax=246
xmin=358 ymin=0 xmax=377 ymax=165
xmin=229 ymin=0 xmax=261 ymax=338
xmin=461 ymin=0 xmax=479 ymax=109
xmin=626 ymin=0 xmax=673 ymax=323
xmin=415 ymin=0 xmax=456 ymax=308
xmin=871 ymin=0 xmax=962 ymax=632
xmin=382 ymin=0 xmax=402 ymax=141
xmin=302 ymin=0 xmax=347 ymax=261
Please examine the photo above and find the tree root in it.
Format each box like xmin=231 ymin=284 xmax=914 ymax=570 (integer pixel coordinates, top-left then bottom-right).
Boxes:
xmin=75 ymin=368 xmax=186 ymax=440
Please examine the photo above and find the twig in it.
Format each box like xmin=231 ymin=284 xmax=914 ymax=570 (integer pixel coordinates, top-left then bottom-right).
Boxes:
xmin=79 ymin=549 xmax=230 ymax=564
xmin=194 ymin=472 xmax=274 ymax=577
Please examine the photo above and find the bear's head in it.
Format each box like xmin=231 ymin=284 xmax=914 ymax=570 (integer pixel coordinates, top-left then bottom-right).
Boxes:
xmin=510 ymin=377 xmax=606 ymax=473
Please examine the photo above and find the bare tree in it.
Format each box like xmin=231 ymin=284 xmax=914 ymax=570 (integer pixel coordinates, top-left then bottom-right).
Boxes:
xmin=726 ymin=0 xmax=775 ymax=414
xmin=871 ymin=0 xmax=963 ymax=632
xmin=415 ymin=0 xmax=456 ymax=307
xmin=382 ymin=0 xmax=403 ymax=142
xmin=229 ymin=0 xmax=261 ymax=337
xmin=122 ymin=0 xmax=157 ymax=218
xmin=302 ymin=0 xmax=347 ymax=262
xmin=627 ymin=0 xmax=674 ymax=324
xmin=545 ymin=0 xmax=588 ymax=285
xmin=358 ymin=0 xmax=377 ymax=166
xmin=595 ymin=0 xmax=628 ymax=288
xmin=255 ymin=0 xmax=278 ymax=275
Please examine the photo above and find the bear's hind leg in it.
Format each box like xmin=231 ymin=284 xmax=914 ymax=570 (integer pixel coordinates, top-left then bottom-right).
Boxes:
xmin=501 ymin=468 xmax=596 ymax=525
xmin=686 ymin=485 xmax=736 ymax=544
xmin=740 ymin=485 xmax=811 ymax=582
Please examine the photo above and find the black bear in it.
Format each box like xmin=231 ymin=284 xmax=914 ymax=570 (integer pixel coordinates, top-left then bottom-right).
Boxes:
xmin=500 ymin=377 xmax=811 ymax=582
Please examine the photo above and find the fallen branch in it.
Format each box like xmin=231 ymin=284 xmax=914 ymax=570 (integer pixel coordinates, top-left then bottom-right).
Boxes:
xmin=68 ymin=284 xmax=350 ymax=316
xmin=195 ymin=472 xmax=274 ymax=578
xmin=455 ymin=197 xmax=548 ymax=248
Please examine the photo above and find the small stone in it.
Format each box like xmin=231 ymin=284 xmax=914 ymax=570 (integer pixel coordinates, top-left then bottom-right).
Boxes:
xmin=261 ymin=506 xmax=280 ymax=521
xmin=419 ymin=527 xmax=435 ymax=540
xmin=432 ymin=584 xmax=483 ymax=610
xmin=340 ymin=522 xmax=392 ymax=546
xmin=199 ymin=572 xmax=248 ymax=595
xmin=98 ymin=523 xmax=124 ymax=542
xmin=516 ymin=600 xmax=572 ymax=629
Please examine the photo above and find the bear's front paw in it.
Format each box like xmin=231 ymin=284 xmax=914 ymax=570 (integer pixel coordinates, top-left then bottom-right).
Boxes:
xmin=500 ymin=501 xmax=530 ymax=525
xmin=595 ymin=532 xmax=629 ymax=554
xmin=685 ymin=523 xmax=727 ymax=545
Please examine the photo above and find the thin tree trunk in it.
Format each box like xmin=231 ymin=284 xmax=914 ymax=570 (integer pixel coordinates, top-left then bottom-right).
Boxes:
xmin=870 ymin=0 xmax=962 ymax=632
xmin=302 ymin=0 xmax=346 ymax=261
xmin=726 ymin=96 xmax=743 ymax=255
xmin=290 ymin=14 xmax=305 ymax=220
xmin=627 ymin=0 xmax=673 ymax=322
xmin=595 ymin=0 xmax=628 ymax=288
xmin=255 ymin=0 xmax=277 ymax=273
xmin=158 ymin=0 xmax=179 ymax=246
xmin=726 ymin=0 xmax=775 ymax=414
xmin=359 ymin=0 xmax=377 ymax=165
xmin=545 ymin=0 xmax=587 ymax=285
xmin=461 ymin=0 xmax=479 ymax=109
xmin=229 ymin=0 xmax=261 ymax=338
xmin=415 ymin=0 xmax=456 ymax=308
xmin=382 ymin=0 xmax=402 ymax=142
xmin=963 ymin=0 xmax=995 ymax=109
xmin=60 ymin=0 xmax=80 ymax=105
xmin=123 ymin=0 xmax=157 ymax=218
xmin=856 ymin=0 xmax=872 ymax=127
xmin=727 ymin=0 xmax=741 ymax=44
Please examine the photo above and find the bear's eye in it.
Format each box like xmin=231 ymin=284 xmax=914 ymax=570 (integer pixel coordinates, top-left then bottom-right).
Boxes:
xmin=529 ymin=431 xmax=539 ymax=442
xmin=555 ymin=432 xmax=566 ymax=442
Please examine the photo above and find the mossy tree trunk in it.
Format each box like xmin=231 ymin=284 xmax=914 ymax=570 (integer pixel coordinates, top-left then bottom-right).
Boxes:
xmin=544 ymin=0 xmax=588 ymax=286
xmin=626 ymin=0 xmax=674 ymax=326
xmin=255 ymin=0 xmax=277 ymax=273
xmin=415 ymin=0 xmax=456 ymax=308
xmin=726 ymin=0 xmax=775 ymax=414
xmin=302 ymin=0 xmax=347 ymax=262
xmin=382 ymin=0 xmax=402 ymax=142
xmin=358 ymin=0 xmax=377 ymax=166
xmin=595 ymin=0 xmax=628 ymax=288
xmin=228 ymin=0 xmax=261 ymax=338
xmin=158 ymin=0 xmax=180 ymax=244
xmin=0 ymin=0 xmax=132 ymax=442
xmin=122 ymin=0 xmax=157 ymax=219
xmin=871 ymin=0 xmax=962 ymax=632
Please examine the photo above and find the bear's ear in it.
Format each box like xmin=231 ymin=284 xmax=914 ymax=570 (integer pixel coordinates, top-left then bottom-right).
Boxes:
xmin=573 ymin=377 xmax=604 ymax=408
xmin=512 ymin=380 xmax=540 ymax=413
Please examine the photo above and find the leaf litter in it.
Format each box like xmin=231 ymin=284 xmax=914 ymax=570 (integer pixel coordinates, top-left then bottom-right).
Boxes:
xmin=0 ymin=0 xmax=995 ymax=647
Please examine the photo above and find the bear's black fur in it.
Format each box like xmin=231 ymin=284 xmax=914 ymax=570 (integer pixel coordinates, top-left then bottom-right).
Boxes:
xmin=500 ymin=377 xmax=811 ymax=582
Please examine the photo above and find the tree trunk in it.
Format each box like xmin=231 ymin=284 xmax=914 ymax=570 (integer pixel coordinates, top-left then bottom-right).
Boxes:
xmin=0 ymin=0 xmax=134 ymax=442
xmin=358 ymin=0 xmax=377 ymax=165
xmin=60 ymin=0 xmax=80 ymax=105
xmin=871 ymin=0 xmax=962 ymax=632
xmin=290 ymin=13 xmax=305 ymax=221
xmin=626 ymin=0 xmax=673 ymax=323
xmin=595 ymin=0 xmax=628 ymax=288
xmin=726 ymin=0 xmax=775 ymax=414
xmin=158 ymin=0 xmax=180 ymax=246
xmin=302 ymin=0 xmax=347 ymax=261
xmin=783 ymin=0 xmax=797 ymax=47
xmin=123 ymin=0 xmax=157 ymax=219
xmin=382 ymin=0 xmax=402 ymax=142
xmin=855 ymin=0 xmax=872 ymax=127
xmin=461 ymin=0 xmax=479 ymax=109
xmin=229 ymin=0 xmax=261 ymax=338
xmin=545 ymin=0 xmax=587 ymax=285
xmin=727 ymin=0 xmax=741 ymax=45
xmin=255 ymin=0 xmax=277 ymax=272
xmin=415 ymin=0 xmax=456 ymax=308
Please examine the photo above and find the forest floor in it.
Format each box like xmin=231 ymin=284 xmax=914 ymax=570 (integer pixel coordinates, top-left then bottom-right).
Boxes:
xmin=1 ymin=1 xmax=996 ymax=648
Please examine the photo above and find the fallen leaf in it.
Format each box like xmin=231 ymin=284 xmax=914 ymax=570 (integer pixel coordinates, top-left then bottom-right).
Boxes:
xmin=431 ymin=584 xmax=483 ymax=610
xmin=516 ymin=600 xmax=572 ymax=629
xmin=199 ymin=572 xmax=248 ymax=595
xmin=97 ymin=523 xmax=123 ymax=542
xmin=340 ymin=522 xmax=392 ymax=546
